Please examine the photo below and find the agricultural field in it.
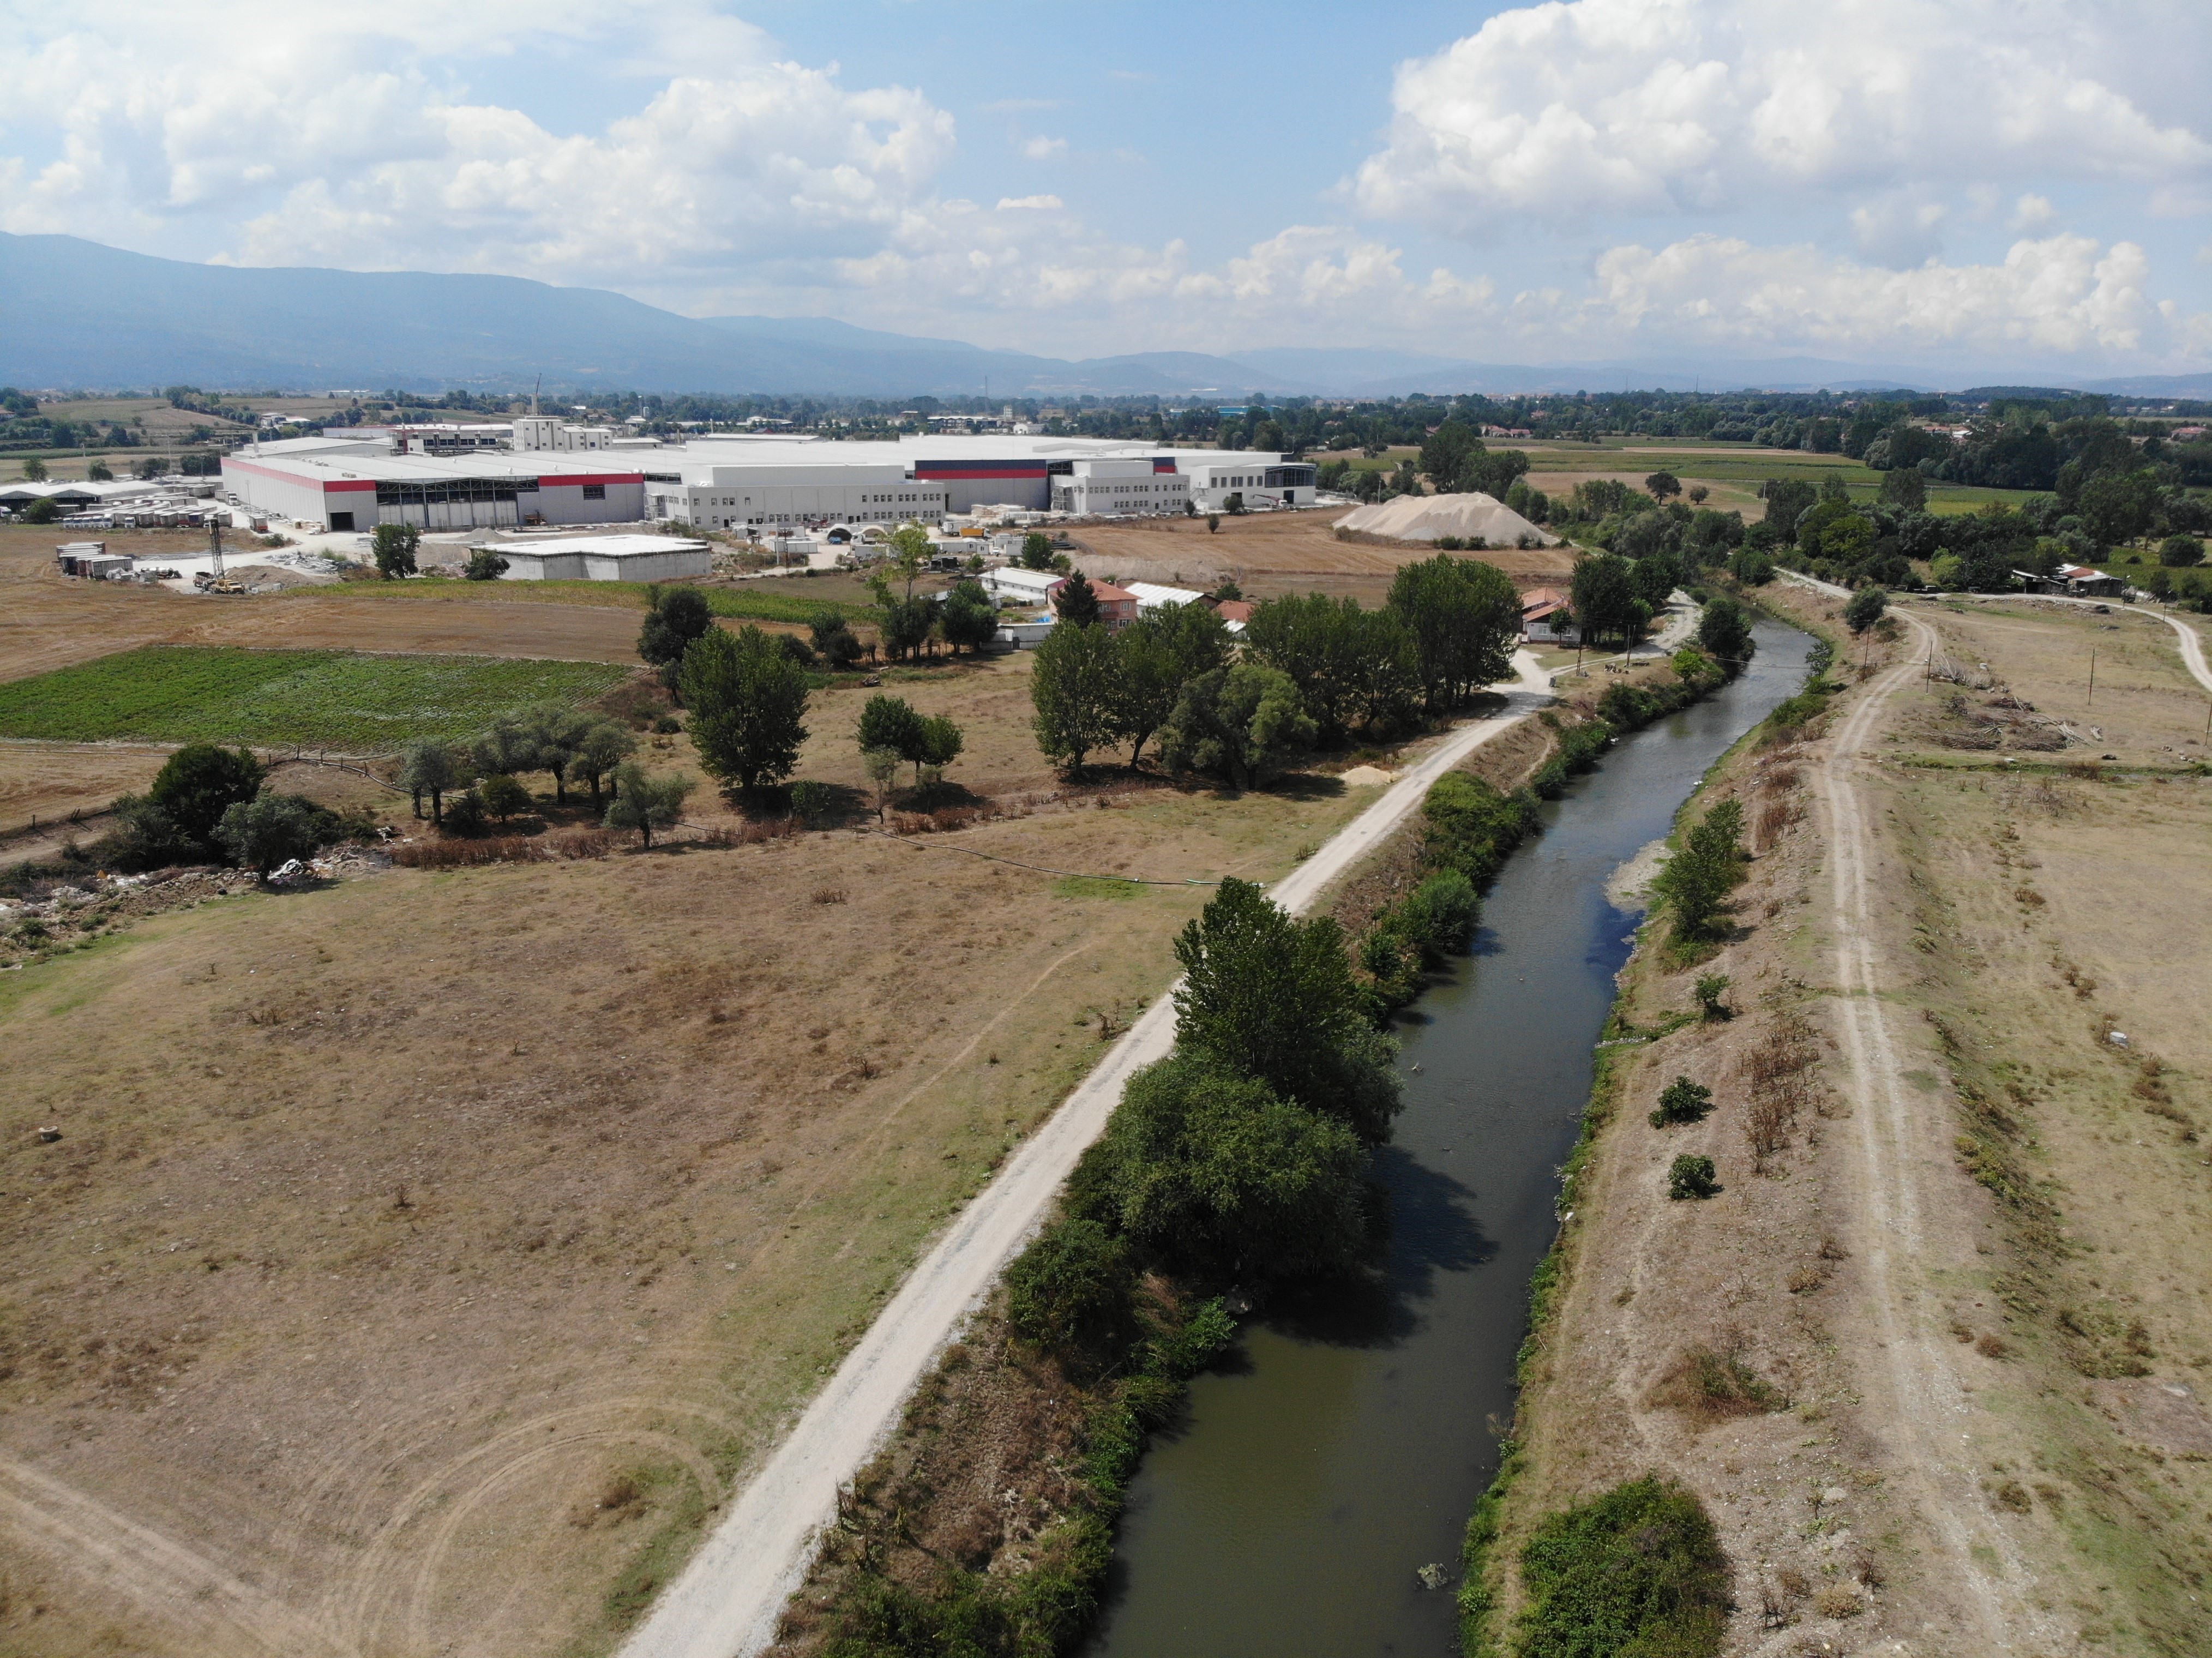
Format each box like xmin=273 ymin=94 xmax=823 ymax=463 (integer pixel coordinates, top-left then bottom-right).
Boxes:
xmin=1071 ymin=506 xmax=1574 ymax=604
xmin=0 ymin=645 xmax=629 ymax=749
xmin=293 ymin=572 xmax=883 ymax=627
xmin=0 ymin=593 xmax=1430 ymax=1656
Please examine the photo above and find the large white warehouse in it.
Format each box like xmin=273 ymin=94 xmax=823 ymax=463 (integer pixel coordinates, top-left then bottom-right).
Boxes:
xmin=223 ymin=436 xmax=644 ymax=532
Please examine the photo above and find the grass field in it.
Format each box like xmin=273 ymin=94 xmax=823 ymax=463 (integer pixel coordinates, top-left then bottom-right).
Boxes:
xmin=0 ymin=645 xmax=630 ymax=749
xmin=279 ymin=575 xmax=884 ymax=626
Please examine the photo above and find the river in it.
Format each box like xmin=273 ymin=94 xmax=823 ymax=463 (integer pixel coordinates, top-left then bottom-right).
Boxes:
xmin=1087 ymin=617 xmax=1815 ymax=1658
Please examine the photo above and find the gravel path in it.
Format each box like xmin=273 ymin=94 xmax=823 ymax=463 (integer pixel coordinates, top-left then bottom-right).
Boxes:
xmin=617 ymin=654 xmax=1557 ymax=1658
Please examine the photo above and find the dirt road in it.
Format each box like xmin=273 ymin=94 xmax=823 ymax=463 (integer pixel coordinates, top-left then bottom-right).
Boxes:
xmin=1814 ymin=602 xmax=2060 ymax=1650
xmin=617 ymin=656 xmax=1558 ymax=1658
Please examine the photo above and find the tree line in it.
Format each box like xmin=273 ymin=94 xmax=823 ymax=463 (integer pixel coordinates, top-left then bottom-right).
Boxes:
xmin=1029 ymin=552 xmax=1522 ymax=781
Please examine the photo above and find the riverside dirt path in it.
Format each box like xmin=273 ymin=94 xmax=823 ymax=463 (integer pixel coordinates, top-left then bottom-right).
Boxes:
xmin=1786 ymin=575 xmax=2059 ymax=1649
xmin=617 ymin=655 xmax=1556 ymax=1658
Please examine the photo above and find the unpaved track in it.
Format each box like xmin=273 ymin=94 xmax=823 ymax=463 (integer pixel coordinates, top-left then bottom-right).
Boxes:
xmin=618 ymin=657 xmax=1555 ymax=1658
xmin=1937 ymin=590 xmax=2212 ymax=694
xmin=1813 ymin=600 xmax=2057 ymax=1650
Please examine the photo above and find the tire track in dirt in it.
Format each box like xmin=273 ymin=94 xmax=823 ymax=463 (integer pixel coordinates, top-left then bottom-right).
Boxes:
xmin=1815 ymin=605 xmax=2058 ymax=1651
xmin=0 ymin=1455 xmax=347 ymax=1658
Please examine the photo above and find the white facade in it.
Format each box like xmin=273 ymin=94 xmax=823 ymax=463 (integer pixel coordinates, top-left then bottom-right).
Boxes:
xmin=1050 ymin=459 xmax=1189 ymax=516
xmin=981 ymin=566 xmax=1063 ymax=606
xmin=514 ymin=417 xmax=614 ymax=453
xmin=222 ymin=450 xmax=645 ymax=532
xmin=642 ymin=452 xmax=947 ymax=534
xmin=1183 ymin=459 xmax=1318 ymax=511
xmin=485 ymin=534 xmax=710 ymax=582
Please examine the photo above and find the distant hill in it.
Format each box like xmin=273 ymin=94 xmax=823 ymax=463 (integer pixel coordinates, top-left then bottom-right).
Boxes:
xmin=0 ymin=231 xmax=2173 ymax=401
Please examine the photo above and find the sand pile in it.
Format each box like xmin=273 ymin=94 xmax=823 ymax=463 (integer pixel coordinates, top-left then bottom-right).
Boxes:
xmin=1333 ymin=491 xmax=1557 ymax=547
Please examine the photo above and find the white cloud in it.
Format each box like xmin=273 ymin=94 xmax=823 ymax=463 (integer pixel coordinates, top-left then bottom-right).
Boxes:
xmin=1355 ymin=0 xmax=2212 ymax=231
xmin=1020 ymin=135 xmax=1067 ymax=161
xmin=996 ymin=195 xmax=1063 ymax=211
xmin=2010 ymin=193 xmax=2057 ymax=231
xmin=1849 ymin=197 xmax=1946 ymax=267
xmin=1566 ymin=231 xmax=2167 ymax=358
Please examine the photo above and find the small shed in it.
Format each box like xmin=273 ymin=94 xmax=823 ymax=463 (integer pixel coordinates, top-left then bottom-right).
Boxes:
xmin=486 ymin=534 xmax=711 ymax=582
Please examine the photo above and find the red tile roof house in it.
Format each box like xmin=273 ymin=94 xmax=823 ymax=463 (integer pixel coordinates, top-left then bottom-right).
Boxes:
xmin=1519 ymin=585 xmax=1578 ymax=642
xmin=1088 ymin=580 xmax=1140 ymax=630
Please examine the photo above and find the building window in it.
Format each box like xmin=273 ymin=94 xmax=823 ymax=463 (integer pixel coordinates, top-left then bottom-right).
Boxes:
xmin=583 ymin=484 xmax=606 ymax=501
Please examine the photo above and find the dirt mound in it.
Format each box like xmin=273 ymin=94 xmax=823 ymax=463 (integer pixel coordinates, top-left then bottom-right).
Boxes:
xmin=1333 ymin=491 xmax=1558 ymax=548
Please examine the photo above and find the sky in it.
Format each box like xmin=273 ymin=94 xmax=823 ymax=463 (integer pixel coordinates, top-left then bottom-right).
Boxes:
xmin=3 ymin=0 xmax=2209 ymax=380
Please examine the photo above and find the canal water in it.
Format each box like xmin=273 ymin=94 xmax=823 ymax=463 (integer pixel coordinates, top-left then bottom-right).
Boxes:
xmin=1087 ymin=617 xmax=1814 ymax=1658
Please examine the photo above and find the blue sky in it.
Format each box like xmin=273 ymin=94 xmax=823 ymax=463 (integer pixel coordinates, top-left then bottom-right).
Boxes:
xmin=3 ymin=1 xmax=2208 ymax=376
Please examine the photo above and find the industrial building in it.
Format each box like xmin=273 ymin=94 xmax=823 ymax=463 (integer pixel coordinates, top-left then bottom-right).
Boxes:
xmin=480 ymin=533 xmax=710 ymax=582
xmin=215 ymin=422 xmax=1317 ymax=536
xmin=222 ymin=436 xmax=644 ymax=532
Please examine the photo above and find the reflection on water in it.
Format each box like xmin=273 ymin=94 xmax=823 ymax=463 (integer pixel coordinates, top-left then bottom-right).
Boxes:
xmin=1087 ymin=621 xmax=1813 ymax=1658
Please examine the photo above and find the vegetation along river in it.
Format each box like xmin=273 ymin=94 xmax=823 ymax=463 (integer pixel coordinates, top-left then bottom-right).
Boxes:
xmin=1087 ymin=616 xmax=1815 ymax=1658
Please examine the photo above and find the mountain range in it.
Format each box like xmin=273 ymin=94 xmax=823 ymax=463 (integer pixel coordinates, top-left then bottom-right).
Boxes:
xmin=4 ymin=232 xmax=2205 ymax=401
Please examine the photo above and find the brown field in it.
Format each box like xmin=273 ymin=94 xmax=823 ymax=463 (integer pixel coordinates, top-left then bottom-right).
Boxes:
xmin=0 ymin=537 xmax=1423 ymax=1656
xmin=1067 ymin=507 xmax=1575 ymax=604
xmin=1495 ymin=586 xmax=2212 ymax=1653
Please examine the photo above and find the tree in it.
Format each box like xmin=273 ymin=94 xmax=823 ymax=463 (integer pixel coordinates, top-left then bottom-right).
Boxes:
xmin=564 ymin=722 xmax=636 ymax=809
xmin=398 ymin=740 xmax=466 ymax=824
xmin=134 ymin=456 xmax=164 ymax=482
xmin=1070 ymin=1054 xmax=1369 ymax=1284
xmin=471 ymin=712 xmax=537 ymax=782
xmin=638 ymin=585 xmax=714 ymax=672
xmin=1570 ymin=552 xmax=1640 ymax=648
xmin=809 ymin=608 xmax=865 ymax=666
xmin=1644 ymin=470 xmax=1682 ymax=501
xmin=1113 ymin=615 xmax=1203 ymax=770
xmin=1169 ymin=878 xmax=1400 ymax=1143
xmin=21 ymin=456 xmax=48 ymax=481
xmin=87 ymin=459 xmax=113 ymax=481
xmin=915 ymin=714 xmax=964 ymax=791
xmin=1018 ymin=531 xmax=1056 ymax=570
xmin=861 ymin=747 xmax=901 ymax=818
xmin=149 ymin=743 xmax=266 ymax=850
xmin=1728 ymin=545 xmax=1775 ymax=585
xmin=1031 ymin=620 xmax=1121 ymax=773
xmin=1656 ymin=797 xmax=1745 ymax=940
xmin=1156 ymin=663 xmax=1317 ymax=790
xmin=857 ymin=693 xmax=927 ymax=762
xmin=1206 ymin=513 xmax=1221 ymax=534
xmin=1844 ymin=586 xmax=1889 ymax=633
xmin=464 ymin=548 xmax=509 ymax=581
xmin=1694 ymin=972 xmax=1732 ymax=1019
xmin=1649 ymin=1077 xmax=1715 ymax=1128
xmin=1697 ymin=595 xmax=1754 ymax=663
xmin=1055 ymin=570 xmax=1102 ymax=627
xmin=521 ymin=704 xmax=591 ymax=804
xmin=479 ymin=772 xmax=533 ymax=824
xmin=370 ymin=522 xmax=420 ymax=579
xmin=1385 ymin=554 xmax=1522 ymax=710
xmin=883 ymin=521 xmax=932 ymax=600
xmin=682 ymin=625 xmax=812 ymax=793
xmin=1761 ymin=478 xmax=1818 ymax=544
xmin=940 ymin=578 xmax=998 ymax=654
xmin=20 ymin=497 xmax=60 ymax=524
xmin=1878 ymin=467 xmax=1927 ymax=511
xmin=1244 ymin=593 xmax=1418 ymax=740
xmin=1686 ymin=484 xmax=1708 ymax=505
xmin=214 ymin=792 xmax=336 ymax=877
xmin=602 ymin=763 xmax=694 ymax=848
xmin=2159 ymin=534 xmax=2205 ymax=568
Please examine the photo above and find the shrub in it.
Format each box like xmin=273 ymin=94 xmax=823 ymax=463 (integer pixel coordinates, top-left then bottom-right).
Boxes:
xmin=148 ymin=743 xmax=266 ymax=849
xmin=442 ymin=788 xmax=489 ymax=837
xmin=1003 ymin=1218 xmax=1133 ymax=1362
xmin=1650 ymin=1077 xmax=1715 ymax=1128
xmin=638 ymin=585 xmax=714 ymax=669
xmin=1398 ymin=869 xmax=1481 ymax=960
xmin=1693 ymin=972 xmax=1731 ymax=1019
xmin=1668 ymin=1154 xmax=1720 ymax=1200
xmin=788 ymin=779 xmax=834 ymax=825
xmin=463 ymin=547 xmax=509 ymax=581
xmin=479 ymin=772 xmax=533 ymax=823
xmin=213 ymin=792 xmax=336 ymax=876
xmin=1421 ymin=772 xmax=1538 ymax=886
xmin=1515 ymin=1477 xmax=1729 ymax=1658
xmin=653 ymin=714 xmax=681 ymax=734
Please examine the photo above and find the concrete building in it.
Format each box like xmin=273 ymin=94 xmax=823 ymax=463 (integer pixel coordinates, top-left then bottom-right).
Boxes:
xmin=1049 ymin=458 xmax=1189 ymax=516
xmin=514 ymin=416 xmax=615 ymax=453
xmin=981 ymin=566 xmax=1063 ymax=606
xmin=481 ymin=533 xmax=710 ymax=582
xmin=223 ymin=438 xmax=644 ymax=532
xmin=1181 ymin=458 xmax=1318 ymax=511
xmin=1125 ymin=581 xmax=1210 ymax=612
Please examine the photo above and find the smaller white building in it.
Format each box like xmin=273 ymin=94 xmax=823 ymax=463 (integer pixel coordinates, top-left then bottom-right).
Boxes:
xmin=1183 ymin=459 xmax=1318 ymax=511
xmin=981 ymin=566 xmax=1064 ymax=606
xmin=514 ymin=416 xmax=615 ymax=453
xmin=484 ymin=534 xmax=710 ymax=583
xmin=1050 ymin=459 xmax=1189 ymax=516
xmin=1125 ymin=581 xmax=1210 ymax=612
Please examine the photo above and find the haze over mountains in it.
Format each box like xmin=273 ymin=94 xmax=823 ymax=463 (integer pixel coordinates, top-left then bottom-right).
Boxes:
xmin=4 ymin=233 xmax=2205 ymax=402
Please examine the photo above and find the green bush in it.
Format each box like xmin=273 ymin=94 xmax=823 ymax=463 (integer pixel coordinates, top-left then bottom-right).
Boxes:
xmin=1399 ymin=868 xmax=1480 ymax=959
xmin=1421 ymin=772 xmax=1540 ymax=886
xmin=442 ymin=788 xmax=489 ymax=837
xmin=478 ymin=772 xmax=533 ymax=822
xmin=1004 ymin=1218 xmax=1134 ymax=1362
xmin=788 ymin=779 xmax=834 ymax=825
xmin=1844 ymin=586 xmax=1889 ymax=633
xmin=1693 ymin=973 xmax=1730 ymax=1019
xmin=1515 ymin=1476 xmax=1729 ymax=1658
xmin=1668 ymin=1154 xmax=1720 ymax=1200
xmin=1649 ymin=1077 xmax=1715 ymax=1128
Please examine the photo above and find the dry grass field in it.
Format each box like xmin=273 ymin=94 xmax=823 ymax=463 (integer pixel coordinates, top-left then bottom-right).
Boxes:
xmin=1496 ymin=586 xmax=2212 ymax=1654
xmin=0 ymin=527 xmax=1432 ymax=1656
xmin=1068 ymin=507 xmax=1574 ymax=605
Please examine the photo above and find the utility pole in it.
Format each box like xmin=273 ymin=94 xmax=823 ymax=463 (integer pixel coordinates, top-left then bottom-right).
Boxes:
xmin=2087 ymin=646 xmax=2096 ymax=709
xmin=209 ymin=515 xmax=224 ymax=579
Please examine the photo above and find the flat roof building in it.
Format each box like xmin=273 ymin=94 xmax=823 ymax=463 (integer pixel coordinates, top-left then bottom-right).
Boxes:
xmin=478 ymin=533 xmax=710 ymax=583
xmin=223 ymin=447 xmax=644 ymax=532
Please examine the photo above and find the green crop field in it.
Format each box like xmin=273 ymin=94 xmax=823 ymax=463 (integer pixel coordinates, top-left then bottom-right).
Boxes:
xmin=0 ymin=646 xmax=631 ymax=750
xmin=280 ymin=577 xmax=880 ymax=626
